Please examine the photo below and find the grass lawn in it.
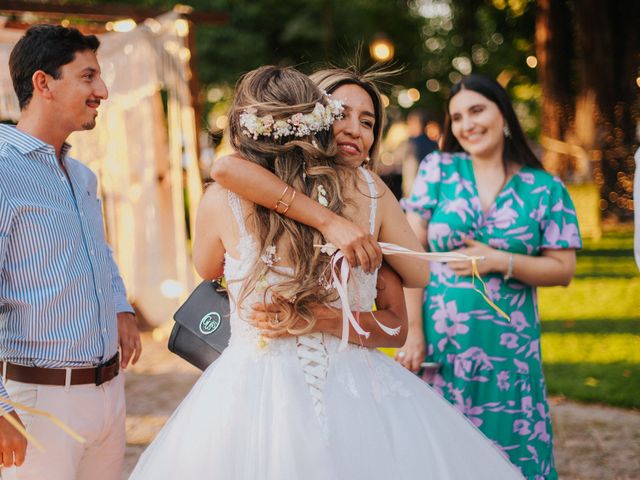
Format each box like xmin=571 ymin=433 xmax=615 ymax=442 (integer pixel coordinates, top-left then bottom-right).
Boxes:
xmin=538 ymin=231 xmax=640 ymax=409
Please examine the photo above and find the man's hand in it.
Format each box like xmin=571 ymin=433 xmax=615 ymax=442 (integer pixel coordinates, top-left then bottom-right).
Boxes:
xmin=117 ymin=312 xmax=142 ymax=369
xmin=0 ymin=411 xmax=27 ymax=468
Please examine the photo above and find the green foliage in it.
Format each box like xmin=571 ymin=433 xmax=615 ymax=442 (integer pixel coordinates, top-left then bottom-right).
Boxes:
xmin=194 ymin=0 xmax=425 ymax=84
xmin=539 ymin=232 xmax=640 ymax=408
xmin=66 ymin=0 xmax=540 ymax=132
xmin=414 ymin=0 xmax=539 ymax=132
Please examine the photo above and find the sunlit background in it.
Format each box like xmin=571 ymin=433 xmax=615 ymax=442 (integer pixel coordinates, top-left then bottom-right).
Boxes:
xmin=0 ymin=0 xmax=638 ymax=415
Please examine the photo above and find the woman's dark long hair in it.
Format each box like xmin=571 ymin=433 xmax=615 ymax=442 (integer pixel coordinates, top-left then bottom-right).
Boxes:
xmin=441 ymin=74 xmax=544 ymax=171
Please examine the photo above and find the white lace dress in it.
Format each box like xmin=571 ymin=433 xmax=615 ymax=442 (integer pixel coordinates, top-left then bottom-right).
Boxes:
xmin=129 ymin=170 xmax=524 ymax=480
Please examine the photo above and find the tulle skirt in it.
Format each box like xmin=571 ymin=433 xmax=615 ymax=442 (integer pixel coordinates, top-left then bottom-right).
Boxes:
xmin=130 ymin=336 xmax=523 ymax=479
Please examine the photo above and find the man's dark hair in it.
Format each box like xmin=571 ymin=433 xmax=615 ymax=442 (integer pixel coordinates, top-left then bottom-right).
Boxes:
xmin=9 ymin=24 xmax=100 ymax=110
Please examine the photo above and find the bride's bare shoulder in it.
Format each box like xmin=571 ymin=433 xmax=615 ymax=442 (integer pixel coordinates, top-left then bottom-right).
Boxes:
xmin=201 ymin=182 xmax=251 ymax=213
xmin=201 ymin=181 xmax=227 ymax=205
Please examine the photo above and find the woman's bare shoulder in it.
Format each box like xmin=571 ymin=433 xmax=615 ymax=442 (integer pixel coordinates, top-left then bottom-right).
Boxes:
xmin=364 ymin=170 xmax=401 ymax=217
xmin=369 ymin=170 xmax=394 ymax=198
xmin=200 ymin=182 xmax=230 ymax=209
xmin=198 ymin=184 xmax=238 ymax=232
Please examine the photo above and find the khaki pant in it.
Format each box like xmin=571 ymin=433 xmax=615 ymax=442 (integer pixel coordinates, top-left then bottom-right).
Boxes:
xmin=1 ymin=372 xmax=126 ymax=480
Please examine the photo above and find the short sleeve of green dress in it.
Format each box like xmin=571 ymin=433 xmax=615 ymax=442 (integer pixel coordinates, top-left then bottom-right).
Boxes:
xmin=401 ymin=151 xmax=582 ymax=480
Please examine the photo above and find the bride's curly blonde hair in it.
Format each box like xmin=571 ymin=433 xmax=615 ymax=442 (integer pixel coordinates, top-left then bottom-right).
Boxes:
xmin=228 ymin=65 xmax=350 ymax=334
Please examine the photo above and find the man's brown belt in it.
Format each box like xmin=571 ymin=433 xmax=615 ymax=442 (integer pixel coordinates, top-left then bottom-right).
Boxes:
xmin=4 ymin=353 xmax=119 ymax=386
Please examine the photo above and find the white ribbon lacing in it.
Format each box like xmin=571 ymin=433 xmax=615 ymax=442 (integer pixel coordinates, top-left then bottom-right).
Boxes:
xmin=295 ymin=333 xmax=329 ymax=434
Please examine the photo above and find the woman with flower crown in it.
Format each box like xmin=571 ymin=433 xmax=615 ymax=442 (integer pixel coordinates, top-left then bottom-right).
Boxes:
xmin=129 ymin=66 xmax=522 ymax=479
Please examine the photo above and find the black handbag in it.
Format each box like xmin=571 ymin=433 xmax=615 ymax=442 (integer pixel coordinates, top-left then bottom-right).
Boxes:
xmin=168 ymin=280 xmax=231 ymax=371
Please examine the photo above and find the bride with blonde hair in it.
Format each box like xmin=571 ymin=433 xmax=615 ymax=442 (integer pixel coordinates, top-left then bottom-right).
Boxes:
xmin=129 ymin=65 xmax=522 ymax=479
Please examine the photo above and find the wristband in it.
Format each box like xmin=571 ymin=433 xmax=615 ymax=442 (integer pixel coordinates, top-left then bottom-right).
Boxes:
xmin=504 ymin=253 xmax=514 ymax=280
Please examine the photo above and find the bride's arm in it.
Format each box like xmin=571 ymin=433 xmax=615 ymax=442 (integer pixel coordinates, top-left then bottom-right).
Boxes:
xmin=211 ymin=154 xmax=381 ymax=272
xmin=373 ymin=173 xmax=430 ymax=288
xmin=192 ymin=184 xmax=227 ymax=279
xmin=252 ymin=263 xmax=408 ymax=348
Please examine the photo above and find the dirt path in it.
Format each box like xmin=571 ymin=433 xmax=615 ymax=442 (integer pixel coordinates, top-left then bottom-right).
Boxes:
xmin=551 ymin=399 xmax=640 ymax=479
xmin=123 ymin=333 xmax=640 ymax=479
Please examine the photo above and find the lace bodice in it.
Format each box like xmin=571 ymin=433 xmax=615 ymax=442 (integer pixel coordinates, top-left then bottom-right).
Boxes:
xmin=223 ymin=167 xmax=379 ymax=351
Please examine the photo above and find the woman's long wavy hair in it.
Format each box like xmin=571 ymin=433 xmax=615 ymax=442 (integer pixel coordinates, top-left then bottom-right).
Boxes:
xmin=228 ymin=65 xmax=349 ymax=334
xmin=441 ymin=74 xmax=544 ymax=172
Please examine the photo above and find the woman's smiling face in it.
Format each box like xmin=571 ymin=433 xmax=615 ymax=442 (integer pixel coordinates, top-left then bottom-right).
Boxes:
xmin=449 ymin=88 xmax=505 ymax=160
xmin=330 ymin=84 xmax=376 ymax=167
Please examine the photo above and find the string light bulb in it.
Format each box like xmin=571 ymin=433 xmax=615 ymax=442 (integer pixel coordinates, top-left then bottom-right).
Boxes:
xmin=369 ymin=36 xmax=394 ymax=62
xmin=113 ymin=19 xmax=137 ymax=33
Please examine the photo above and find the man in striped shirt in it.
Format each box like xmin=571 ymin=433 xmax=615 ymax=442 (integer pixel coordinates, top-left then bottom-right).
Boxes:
xmin=0 ymin=25 xmax=141 ymax=479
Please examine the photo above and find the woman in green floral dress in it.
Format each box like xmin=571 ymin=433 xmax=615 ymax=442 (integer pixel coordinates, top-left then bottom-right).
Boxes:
xmin=399 ymin=75 xmax=581 ymax=479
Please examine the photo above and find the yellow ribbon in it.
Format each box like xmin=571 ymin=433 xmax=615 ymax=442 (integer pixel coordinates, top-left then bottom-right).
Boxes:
xmin=470 ymin=258 xmax=510 ymax=322
xmin=0 ymin=396 xmax=85 ymax=451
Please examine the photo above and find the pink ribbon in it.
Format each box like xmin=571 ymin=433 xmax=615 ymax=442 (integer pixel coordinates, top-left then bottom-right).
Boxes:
xmin=378 ymin=242 xmax=478 ymax=262
xmin=321 ymin=241 xmax=509 ymax=351
xmin=330 ymin=250 xmax=370 ymax=351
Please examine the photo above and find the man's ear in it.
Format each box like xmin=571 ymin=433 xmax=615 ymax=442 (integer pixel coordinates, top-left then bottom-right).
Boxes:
xmin=32 ymin=70 xmax=53 ymax=100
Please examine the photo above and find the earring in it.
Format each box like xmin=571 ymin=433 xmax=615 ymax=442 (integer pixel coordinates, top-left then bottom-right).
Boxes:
xmin=362 ymin=156 xmax=371 ymax=167
xmin=503 ymin=125 xmax=512 ymax=139
xmin=302 ymin=160 xmax=307 ymax=181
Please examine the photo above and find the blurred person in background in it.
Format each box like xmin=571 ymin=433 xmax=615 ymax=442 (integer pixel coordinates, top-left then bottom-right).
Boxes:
xmin=400 ymin=108 xmax=439 ymax=199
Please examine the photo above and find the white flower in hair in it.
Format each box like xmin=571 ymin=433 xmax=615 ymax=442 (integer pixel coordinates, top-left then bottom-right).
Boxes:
xmin=319 ymin=243 xmax=337 ymax=256
xmin=260 ymin=245 xmax=281 ymax=267
xmin=317 ymin=185 xmax=328 ymax=207
xmin=239 ymin=94 xmax=344 ymax=140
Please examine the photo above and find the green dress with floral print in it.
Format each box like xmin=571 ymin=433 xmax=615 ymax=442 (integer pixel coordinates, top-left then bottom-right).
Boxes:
xmin=401 ymin=152 xmax=582 ymax=480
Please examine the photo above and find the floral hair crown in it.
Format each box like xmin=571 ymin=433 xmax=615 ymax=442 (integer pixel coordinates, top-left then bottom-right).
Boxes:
xmin=239 ymin=94 xmax=344 ymax=140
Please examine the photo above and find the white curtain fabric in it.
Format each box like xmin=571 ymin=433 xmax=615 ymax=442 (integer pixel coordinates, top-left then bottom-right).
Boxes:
xmin=0 ymin=13 xmax=202 ymax=325
xmin=0 ymin=29 xmax=22 ymax=121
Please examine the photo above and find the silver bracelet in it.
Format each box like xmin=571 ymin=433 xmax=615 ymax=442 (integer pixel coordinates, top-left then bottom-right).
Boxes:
xmin=504 ymin=253 xmax=514 ymax=280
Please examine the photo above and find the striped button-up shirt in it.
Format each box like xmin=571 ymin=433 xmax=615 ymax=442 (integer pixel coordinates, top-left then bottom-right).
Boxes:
xmin=0 ymin=124 xmax=133 ymax=399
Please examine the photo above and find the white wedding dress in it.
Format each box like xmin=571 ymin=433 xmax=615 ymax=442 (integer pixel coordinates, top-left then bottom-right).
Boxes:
xmin=130 ymin=170 xmax=523 ymax=480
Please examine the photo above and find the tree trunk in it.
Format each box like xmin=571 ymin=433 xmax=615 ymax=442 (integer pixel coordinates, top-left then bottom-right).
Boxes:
xmin=535 ymin=0 xmax=574 ymax=177
xmin=573 ymin=0 xmax=640 ymax=220
xmin=537 ymin=0 xmax=639 ymax=220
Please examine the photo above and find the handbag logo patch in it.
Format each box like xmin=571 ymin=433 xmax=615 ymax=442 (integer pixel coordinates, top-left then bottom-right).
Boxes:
xmin=199 ymin=312 xmax=222 ymax=335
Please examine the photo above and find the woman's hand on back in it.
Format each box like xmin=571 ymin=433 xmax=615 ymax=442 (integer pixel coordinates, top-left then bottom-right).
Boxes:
xmin=318 ymin=213 xmax=382 ymax=273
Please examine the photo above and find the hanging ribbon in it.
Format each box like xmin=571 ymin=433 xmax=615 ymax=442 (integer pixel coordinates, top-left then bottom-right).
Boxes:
xmin=317 ymin=242 xmax=511 ymax=350
xmin=329 ymin=251 xmax=371 ymax=351
xmin=469 ymin=258 xmax=510 ymax=322
xmin=376 ymin=243 xmax=509 ymax=321
xmin=378 ymin=242 xmax=479 ymax=262
xmin=0 ymin=397 xmax=85 ymax=451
